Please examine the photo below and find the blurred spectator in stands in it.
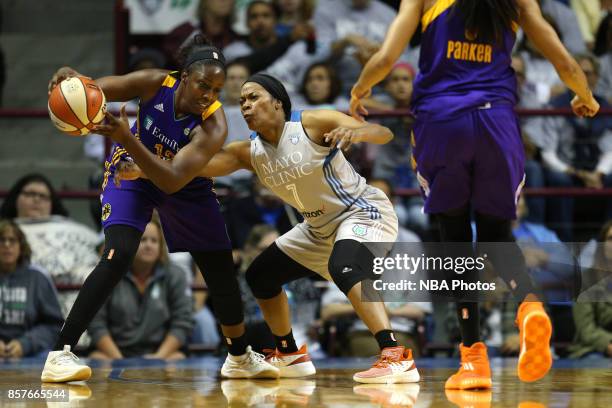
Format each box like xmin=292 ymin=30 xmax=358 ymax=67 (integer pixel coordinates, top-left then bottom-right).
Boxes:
xmin=0 ymin=46 xmax=4 ymax=107
xmin=224 ymin=178 xmax=300 ymax=249
xmin=292 ymin=62 xmax=348 ymax=110
xmin=518 ymin=16 xmax=567 ymax=105
xmin=513 ymin=195 xmax=576 ymax=346
xmin=367 ymin=64 xmax=428 ymax=231
xmin=314 ymin=0 xmax=396 ymax=95
xmin=569 ymin=221 xmax=612 ymax=358
xmin=273 ymin=0 xmax=315 ymax=37
xmin=571 ymin=0 xmax=604 ymax=50
xmin=223 ymin=0 xmax=316 ymax=79
xmin=512 ymin=54 xmax=547 ymax=224
xmin=236 ymin=224 xmax=279 ymax=352
xmin=0 ymin=220 xmax=63 ymax=358
xmin=163 ymin=0 xmax=238 ymax=67
xmin=216 ymin=61 xmax=253 ymax=190
xmin=534 ymin=54 xmax=612 ymax=241
xmin=0 ymin=174 xmax=99 ymax=323
xmin=88 ymin=216 xmax=194 ymax=360
xmin=594 ymin=12 xmax=612 ymax=103
xmin=539 ymin=0 xmax=587 ymax=54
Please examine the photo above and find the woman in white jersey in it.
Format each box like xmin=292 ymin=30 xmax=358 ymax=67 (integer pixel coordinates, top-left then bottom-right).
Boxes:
xmin=115 ymin=73 xmax=420 ymax=384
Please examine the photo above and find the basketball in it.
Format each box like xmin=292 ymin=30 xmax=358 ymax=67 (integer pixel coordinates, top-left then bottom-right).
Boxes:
xmin=48 ymin=76 xmax=106 ymax=136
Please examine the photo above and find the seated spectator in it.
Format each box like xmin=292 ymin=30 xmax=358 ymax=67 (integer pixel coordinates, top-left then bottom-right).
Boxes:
xmin=539 ymin=0 xmax=587 ymax=54
xmin=292 ymin=62 xmax=348 ymax=110
xmin=571 ymin=0 xmax=605 ymax=49
xmin=223 ymin=0 xmax=316 ymax=80
xmin=224 ymin=177 xmax=300 ymax=249
xmin=533 ymin=54 xmax=612 ymax=241
xmin=273 ymin=0 xmax=315 ymax=37
xmin=367 ymin=64 xmax=428 ymax=231
xmin=0 ymin=220 xmax=63 ymax=358
xmin=216 ymin=60 xmax=252 ymax=190
xmin=513 ymin=195 xmax=576 ymax=345
xmin=314 ymin=0 xmax=397 ymax=95
xmin=162 ymin=0 xmax=238 ymax=66
xmin=518 ymin=18 xmax=567 ymax=105
xmin=594 ymin=12 xmax=611 ymax=103
xmin=512 ymin=54 xmax=547 ymax=224
xmin=320 ymin=288 xmax=431 ymax=358
xmin=569 ymin=221 xmax=612 ymax=358
xmin=0 ymin=174 xmax=100 ymax=321
xmin=235 ymin=224 xmax=280 ymax=352
xmin=88 ymin=216 xmax=194 ymax=360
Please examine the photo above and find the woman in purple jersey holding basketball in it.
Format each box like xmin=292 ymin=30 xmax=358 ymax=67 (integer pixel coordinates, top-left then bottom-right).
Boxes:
xmin=351 ymin=0 xmax=599 ymax=391
xmin=41 ymin=36 xmax=278 ymax=383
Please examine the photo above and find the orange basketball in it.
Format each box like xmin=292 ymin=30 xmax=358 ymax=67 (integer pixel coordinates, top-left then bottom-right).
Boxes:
xmin=48 ymin=76 xmax=106 ymax=136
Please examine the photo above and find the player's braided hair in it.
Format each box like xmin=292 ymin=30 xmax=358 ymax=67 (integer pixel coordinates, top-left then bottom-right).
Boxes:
xmin=453 ymin=0 xmax=519 ymax=44
xmin=176 ymin=34 xmax=225 ymax=74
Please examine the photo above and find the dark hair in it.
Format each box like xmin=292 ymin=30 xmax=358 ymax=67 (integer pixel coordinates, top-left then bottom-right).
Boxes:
xmin=0 ymin=219 xmax=32 ymax=266
xmin=247 ymin=0 xmax=278 ymax=19
xmin=300 ymin=62 xmax=341 ymax=105
xmin=226 ymin=59 xmax=251 ymax=75
xmin=0 ymin=173 xmax=69 ymax=219
xmin=452 ymin=0 xmax=518 ymax=44
xmin=176 ymin=34 xmax=225 ymax=74
xmin=593 ymin=13 xmax=611 ymax=56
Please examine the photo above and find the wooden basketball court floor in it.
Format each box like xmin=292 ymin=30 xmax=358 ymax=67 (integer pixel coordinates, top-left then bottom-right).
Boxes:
xmin=0 ymin=357 xmax=610 ymax=407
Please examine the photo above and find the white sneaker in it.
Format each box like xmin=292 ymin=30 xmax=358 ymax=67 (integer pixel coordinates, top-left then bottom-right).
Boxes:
xmin=41 ymin=345 xmax=92 ymax=383
xmin=220 ymin=346 xmax=280 ymax=379
xmin=264 ymin=344 xmax=316 ymax=378
xmin=221 ymin=380 xmax=279 ymax=405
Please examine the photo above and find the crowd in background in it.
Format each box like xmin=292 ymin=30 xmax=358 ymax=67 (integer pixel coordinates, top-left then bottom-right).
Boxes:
xmin=1 ymin=0 xmax=611 ymax=361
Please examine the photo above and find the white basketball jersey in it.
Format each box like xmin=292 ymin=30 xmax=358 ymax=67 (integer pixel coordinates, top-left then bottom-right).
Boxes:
xmin=250 ymin=111 xmax=381 ymax=232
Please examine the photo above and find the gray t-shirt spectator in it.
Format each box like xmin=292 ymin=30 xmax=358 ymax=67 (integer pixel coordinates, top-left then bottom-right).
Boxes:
xmin=540 ymin=0 xmax=587 ymax=54
xmin=0 ymin=264 xmax=63 ymax=356
xmin=88 ymin=263 xmax=194 ymax=357
xmin=314 ymin=0 xmax=396 ymax=94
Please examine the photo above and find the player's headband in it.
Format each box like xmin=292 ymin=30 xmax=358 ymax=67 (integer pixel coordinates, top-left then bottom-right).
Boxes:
xmin=245 ymin=73 xmax=292 ymax=120
xmin=185 ymin=47 xmax=226 ymax=70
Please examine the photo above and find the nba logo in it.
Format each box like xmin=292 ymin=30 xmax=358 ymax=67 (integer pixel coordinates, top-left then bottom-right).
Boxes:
xmin=290 ymin=133 xmax=300 ymax=145
xmin=144 ymin=115 xmax=154 ymax=131
xmin=213 ymin=52 xmax=219 ymax=59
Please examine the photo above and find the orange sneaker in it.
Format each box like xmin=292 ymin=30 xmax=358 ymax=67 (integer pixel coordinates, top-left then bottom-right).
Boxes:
xmin=516 ymin=301 xmax=552 ymax=382
xmin=445 ymin=389 xmax=492 ymax=408
xmin=445 ymin=342 xmax=492 ymax=390
xmin=264 ymin=345 xmax=316 ymax=378
xmin=353 ymin=346 xmax=420 ymax=384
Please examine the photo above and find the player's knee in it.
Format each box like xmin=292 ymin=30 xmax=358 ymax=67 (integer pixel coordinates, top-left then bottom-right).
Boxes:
xmin=328 ymin=258 xmax=373 ymax=296
xmin=245 ymin=261 xmax=282 ymax=299
xmin=209 ymin=292 xmax=244 ymax=326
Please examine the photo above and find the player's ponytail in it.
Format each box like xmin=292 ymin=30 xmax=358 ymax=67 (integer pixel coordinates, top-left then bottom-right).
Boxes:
xmin=453 ymin=0 xmax=518 ymax=44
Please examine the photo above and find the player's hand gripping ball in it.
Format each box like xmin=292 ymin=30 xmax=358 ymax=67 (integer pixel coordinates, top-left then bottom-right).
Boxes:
xmin=48 ymin=76 xmax=106 ymax=136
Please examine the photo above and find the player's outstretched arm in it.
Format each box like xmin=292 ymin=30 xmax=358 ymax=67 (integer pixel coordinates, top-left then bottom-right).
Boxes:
xmin=96 ymin=105 xmax=229 ymax=194
xmin=113 ymin=141 xmax=253 ymax=183
xmin=350 ymin=0 xmax=423 ymax=119
xmin=48 ymin=66 xmax=169 ymax=102
xmin=302 ymin=109 xmax=393 ymax=151
xmin=518 ymin=0 xmax=599 ymax=117
xmin=198 ymin=141 xmax=254 ymax=178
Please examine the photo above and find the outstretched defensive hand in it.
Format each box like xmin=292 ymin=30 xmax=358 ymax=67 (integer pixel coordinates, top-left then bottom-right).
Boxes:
xmin=349 ymin=84 xmax=371 ymax=121
xmin=324 ymin=127 xmax=361 ymax=151
xmin=94 ymin=103 xmax=133 ymax=145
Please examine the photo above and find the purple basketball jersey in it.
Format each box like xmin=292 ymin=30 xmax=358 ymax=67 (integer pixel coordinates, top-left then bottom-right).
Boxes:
xmin=412 ymin=1 xmax=518 ymax=120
